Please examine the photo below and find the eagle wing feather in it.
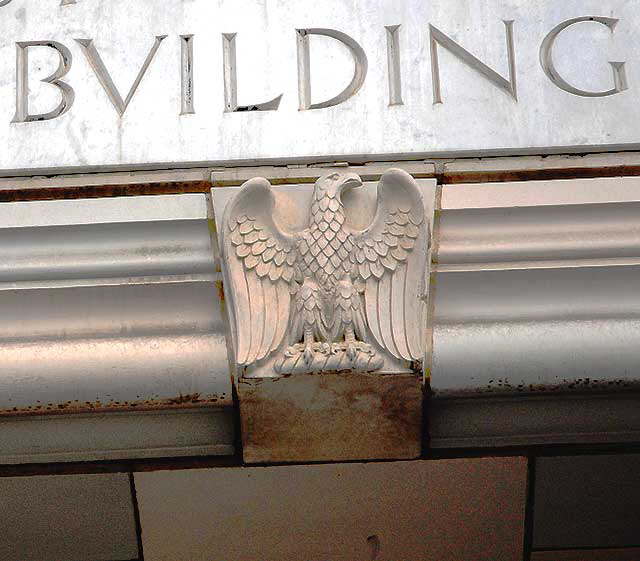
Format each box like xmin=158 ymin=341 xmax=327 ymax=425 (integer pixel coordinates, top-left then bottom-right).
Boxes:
xmin=222 ymin=178 xmax=299 ymax=366
xmin=350 ymin=169 xmax=429 ymax=362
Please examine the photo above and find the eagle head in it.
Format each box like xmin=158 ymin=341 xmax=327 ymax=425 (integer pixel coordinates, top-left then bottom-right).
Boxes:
xmin=315 ymin=172 xmax=362 ymax=200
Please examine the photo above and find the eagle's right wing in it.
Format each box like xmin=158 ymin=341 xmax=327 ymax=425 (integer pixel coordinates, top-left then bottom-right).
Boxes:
xmin=221 ymin=178 xmax=299 ymax=366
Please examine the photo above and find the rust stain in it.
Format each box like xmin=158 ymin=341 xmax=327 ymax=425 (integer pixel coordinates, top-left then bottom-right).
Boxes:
xmin=238 ymin=371 xmax=422 ymax=463
xmin=443 ymin=165 xmax=640 ymax=185
xmin=0 ymin=392 xmax=227 ymax=418
xmin=0 ymin=180 xmax=211 ymax=203
xmin=215 ymin=280 xmax=226 ymax=305
xmin=211 ymin=171 xmax=437 ymax=188
xmin=434 ymin=377 xmax=640 ymax=397
xmin=212 ymin=177 xmax=318 ymax=188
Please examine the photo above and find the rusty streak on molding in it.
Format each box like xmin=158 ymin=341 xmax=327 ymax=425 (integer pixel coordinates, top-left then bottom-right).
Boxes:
xmin=211 ymin=171 xmax=438 ymax=188
xmin=432 ymin=379 xmax=640 ymax=399
xmin=1 ymin=158 xmax=640 ymax=202
xmin=0 ymin=180 xmax=212 ymax=202
xmin=443 ymin=164 xmax=640 ymax=185
xmin=0 ymin=393 xmax=227 ymax=418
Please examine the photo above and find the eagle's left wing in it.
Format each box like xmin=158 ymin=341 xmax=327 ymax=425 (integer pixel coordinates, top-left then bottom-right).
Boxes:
xmin=350 ymin=169 xmax=429 ymax=362
xmin=221 ymin=178 xmax=300 ymax=367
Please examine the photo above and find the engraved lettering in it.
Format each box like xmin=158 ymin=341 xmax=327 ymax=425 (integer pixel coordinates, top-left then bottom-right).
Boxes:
xmin=540 ymin=16 xmax=628 ymax=98
xmin=75 ymin=35 xmax=167 ymax=116
xmin=386 ymin=25 xmax=404 ymax=106
xmin=12 ymin=41 xmax=75 ymax=123
xmin=3 ymin=14 xmax=632 ymax=126
xmin=296 ymin=28 xmax=368 ymax=111
xmin=181 ymin=35 xmax=195 ymax=114
xmin=429 ymin=21 xmax=517 ymax=104
xmin=222 ymin=33 xmax=282 ymax=112
xmin=3 ymin=0 xmax=77 ymax=6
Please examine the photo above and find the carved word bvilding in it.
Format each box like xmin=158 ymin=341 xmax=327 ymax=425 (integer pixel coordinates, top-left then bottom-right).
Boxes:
xmin=6 ymin=16 xmax=630 ymax=123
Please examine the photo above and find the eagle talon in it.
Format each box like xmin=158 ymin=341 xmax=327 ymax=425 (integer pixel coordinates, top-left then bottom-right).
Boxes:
xmin=303 ymin=345 xmax=315 ymax=365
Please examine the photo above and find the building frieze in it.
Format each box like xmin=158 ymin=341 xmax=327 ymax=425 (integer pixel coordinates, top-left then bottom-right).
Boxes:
xmin=0 ymin=0 xmax=637 ymax=171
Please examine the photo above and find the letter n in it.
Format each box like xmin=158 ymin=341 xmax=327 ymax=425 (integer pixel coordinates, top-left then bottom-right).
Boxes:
xmin=429 ymin=21 xmax=517 ymax=104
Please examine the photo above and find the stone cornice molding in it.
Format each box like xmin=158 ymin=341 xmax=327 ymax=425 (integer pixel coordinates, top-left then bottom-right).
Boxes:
xmin=431 ymin=176 xmax=640 ymax=397
xmin=430 ymin=175 xmax=640 ymax=447
xmin=1 ymin=165 xmax=639 ymax=462
xmin=0 ymin=193 xmax=233 ymax=464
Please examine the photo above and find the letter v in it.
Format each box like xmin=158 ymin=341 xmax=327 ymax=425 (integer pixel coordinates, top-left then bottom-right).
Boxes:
xmin=75 ymin=36 xmax=167 ymax=116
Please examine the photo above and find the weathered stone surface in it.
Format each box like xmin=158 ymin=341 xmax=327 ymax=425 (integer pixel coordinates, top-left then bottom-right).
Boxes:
xmin=238 ymin=371 xmax=422 ymax=463
xmin=211 ymin=162 xmax=437 ymax=187
xmin=532 ymin=549 xmax=640 ymax=561
xmin=0 ymin=473 xmax=138 ymax=561
xmin=3 ymin=1 xmax=640 ymax=172
xmin=443 ymin=153 xmax=640 ymax=184
xmin=432 ymin=176 xmax=640 ymax=398
xmin=135 ymin=457 xmax=527 ymax=561
xmin=533 ymin=455 xmax=640 ymax=550
xmin=429 ymin=393 xmax=640 ymax=448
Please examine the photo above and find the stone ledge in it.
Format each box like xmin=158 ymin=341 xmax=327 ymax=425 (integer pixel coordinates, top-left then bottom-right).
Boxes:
xmin=428 ymin=392 xmax=640 ymax=449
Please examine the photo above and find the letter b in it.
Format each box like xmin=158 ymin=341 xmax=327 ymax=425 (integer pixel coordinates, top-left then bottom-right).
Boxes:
xmin=13 ymin=41 xmax=75 ymax=123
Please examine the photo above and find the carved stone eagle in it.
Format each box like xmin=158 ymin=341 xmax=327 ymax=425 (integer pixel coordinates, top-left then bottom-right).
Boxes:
xmin=221 ymin=169 xmax=429 ymax=376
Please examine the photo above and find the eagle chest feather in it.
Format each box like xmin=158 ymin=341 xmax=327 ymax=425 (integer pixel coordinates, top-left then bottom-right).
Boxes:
xmin=297 ymin=190 xmax=354 ymax=287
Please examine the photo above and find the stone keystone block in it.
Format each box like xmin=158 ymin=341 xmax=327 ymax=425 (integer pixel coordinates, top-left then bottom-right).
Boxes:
xmin=212 ymin=171 xmax=435 ymax=463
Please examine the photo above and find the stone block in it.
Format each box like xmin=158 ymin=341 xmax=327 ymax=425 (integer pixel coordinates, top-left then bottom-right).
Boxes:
xmin=135 ymin=457 xmax=527 ymax=561
xmin=0 ymin=473 xmax=138 ymax=561
xmin=534 ymin=455 xmax=640 ymax=549
xmin=238 ymin=371 xmax=422 ymax=463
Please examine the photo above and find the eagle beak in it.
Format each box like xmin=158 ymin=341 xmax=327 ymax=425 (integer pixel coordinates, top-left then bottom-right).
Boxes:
xmin=341 ymin=174 xmax=363 ymax=192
